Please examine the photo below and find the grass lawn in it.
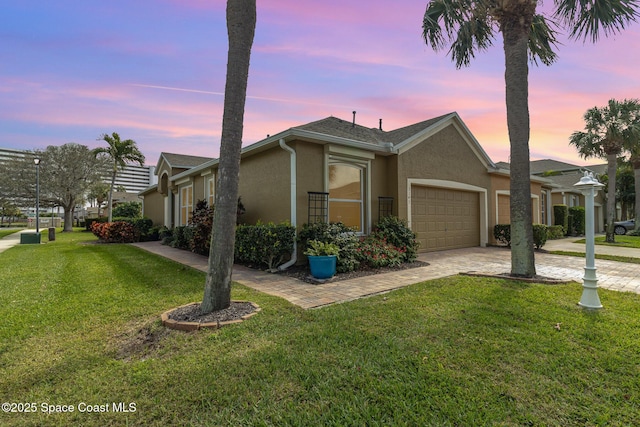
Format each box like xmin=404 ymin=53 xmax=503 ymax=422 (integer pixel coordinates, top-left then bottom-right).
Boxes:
xmin=1 ymin=232 xmax=639 ymax=426
xmin=574 ymin=235 xmax=640 ymax=249
xmin=0 ymin=228 xmax=22 ymax=239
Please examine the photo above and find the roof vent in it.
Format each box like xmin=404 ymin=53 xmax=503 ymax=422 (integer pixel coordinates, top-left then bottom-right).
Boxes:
xmin=352 ymin=111 xmax=356 ymax=127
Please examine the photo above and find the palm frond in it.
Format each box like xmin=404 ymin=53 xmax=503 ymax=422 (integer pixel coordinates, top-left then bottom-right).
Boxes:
xmin=554 ymin=0 xmax=640 ymax=42
xmin=423 ymin=0 xmax=495 ymax=68
xmin=528 ymin=14 xmax=560 ymax=66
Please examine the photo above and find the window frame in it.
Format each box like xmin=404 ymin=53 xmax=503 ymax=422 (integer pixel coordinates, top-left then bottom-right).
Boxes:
xmin=179 ymin=184 xmax=193 ymax=226
xmin=323 ymin=147 xmax=372 ymax=234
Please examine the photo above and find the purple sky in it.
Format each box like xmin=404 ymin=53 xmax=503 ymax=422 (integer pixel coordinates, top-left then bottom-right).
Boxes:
xmin=2 ymin=0 xmax=639 ymax=167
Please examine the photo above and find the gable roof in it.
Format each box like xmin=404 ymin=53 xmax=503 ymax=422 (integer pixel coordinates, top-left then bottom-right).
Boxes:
xmin=530 ymin=159 xmax=591 ymax=175
xmin=155 ymin=152 xmax=213 ymax=174
xmin=170 ymin=112 xmax=497 ymax=181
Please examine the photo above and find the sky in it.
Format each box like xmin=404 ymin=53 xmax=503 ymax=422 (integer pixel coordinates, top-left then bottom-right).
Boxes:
xmin=1 ymin=0 xmax=639 ymax=168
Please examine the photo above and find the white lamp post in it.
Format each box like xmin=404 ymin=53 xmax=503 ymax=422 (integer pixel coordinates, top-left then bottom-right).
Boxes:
xmin=34 ymin=157 xmax=41 ymax=235
xmin=574 ymin=171 xmax=604 ymax=309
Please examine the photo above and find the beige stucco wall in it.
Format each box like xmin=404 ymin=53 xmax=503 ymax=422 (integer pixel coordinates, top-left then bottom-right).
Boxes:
xmin=238 ymin=146 xmax=292 ymax=225
xmin=141 ymin=191 xmax=165 ymax=226
xmin=396 ymin=124 xmax=492 ymax=221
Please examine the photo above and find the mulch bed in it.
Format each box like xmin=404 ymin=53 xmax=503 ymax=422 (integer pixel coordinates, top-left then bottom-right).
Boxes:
xmin=167 ymin=301 xmax=258 ymax=323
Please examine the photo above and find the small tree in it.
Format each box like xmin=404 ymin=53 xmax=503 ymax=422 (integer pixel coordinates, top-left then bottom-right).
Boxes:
xmin=93 ymin=132 xmax=145 ymax=222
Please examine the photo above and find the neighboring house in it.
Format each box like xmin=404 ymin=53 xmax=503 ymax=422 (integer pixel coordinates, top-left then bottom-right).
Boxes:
xmin=140 ymin=112 xmax=557 ymax=252
xmin=530 ymin=159 xmax=606 ymax=233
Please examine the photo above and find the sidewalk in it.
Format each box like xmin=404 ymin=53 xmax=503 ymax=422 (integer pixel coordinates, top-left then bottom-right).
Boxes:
xmin=0 ymin=229 xmax=28 ymax=253
xmin=132 ymin=237 xmax=640 ymax=309
xmin=3 ymin=230 xmax=638 ymax=309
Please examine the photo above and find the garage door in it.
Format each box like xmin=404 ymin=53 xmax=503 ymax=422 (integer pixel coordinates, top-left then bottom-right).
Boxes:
xmin=411 ymin=186 xmax=480 ymax=252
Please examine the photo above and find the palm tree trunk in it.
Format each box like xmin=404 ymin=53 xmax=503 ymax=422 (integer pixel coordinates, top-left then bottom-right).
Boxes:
xmin=502 ymin=10 xmax=536 ymax=277
xmin=201 ymin=0 xmax=256 ymax=314
xmin=605 ymin=153 xmax=617 ymax=242
xmin=108 ymin=168 xmax=116 ymax=222
xmin=634 ymin=166 xmax=640 ymax=231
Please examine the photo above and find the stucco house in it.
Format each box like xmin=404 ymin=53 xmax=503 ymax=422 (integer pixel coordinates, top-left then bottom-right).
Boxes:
xmin=140 ymin=112 xmax=558 ymax=252
xmin=498 ymin=159 xmax=607 ymax=233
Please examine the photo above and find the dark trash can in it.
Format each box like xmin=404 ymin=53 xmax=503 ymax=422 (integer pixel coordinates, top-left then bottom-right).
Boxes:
xmin=48 ymin=227 xmax=56 ymax=241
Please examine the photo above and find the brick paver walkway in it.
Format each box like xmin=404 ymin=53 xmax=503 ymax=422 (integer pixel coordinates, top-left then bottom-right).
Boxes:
xmin=132 ymin=239 xmax=640 ymax=309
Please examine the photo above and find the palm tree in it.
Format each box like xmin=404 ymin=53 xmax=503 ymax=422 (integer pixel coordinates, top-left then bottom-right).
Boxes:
xmin=93 ymin=132 xmax=145 ymax=222
xmin=569 ymin=99 xmax=640 ymax=242
xmin=422 ymin=0 xmax=638 ymax=277
xmin=621 ymin=112 xmax=640 ymax=230
xmin=201 ymin=0 xmax=256 ymax=314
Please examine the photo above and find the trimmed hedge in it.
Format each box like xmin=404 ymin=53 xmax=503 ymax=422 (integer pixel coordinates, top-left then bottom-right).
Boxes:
xmin=553 ymin=205 xmax=569 ymax=235
xmin=493 ymin=224 xmax=548 ymax=249
xmin=235 ymin=222 xmax=295 ymax=271
xmin=568 ymin=206 xmax=585 ymax=236
xmin=547 ymin=225 xmax=565 ymax=240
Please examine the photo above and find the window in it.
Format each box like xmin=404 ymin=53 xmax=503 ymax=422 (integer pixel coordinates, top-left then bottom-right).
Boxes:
xmin=180 ymin=185 xmax=193 ymax=225
xmin=206 ymin=175 xmax=215 ymax=207
xmin=329 ymin=163 xmax=363 ymax=231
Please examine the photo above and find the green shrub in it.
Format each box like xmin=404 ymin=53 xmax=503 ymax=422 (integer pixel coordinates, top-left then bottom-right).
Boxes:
xmin=171 ymin=226 xmax=191 ymax=250
xmin=553 ymin=205 xmax=568 ymax=235
xmin=547 ymin=225 xmax=565 ymax=240
xmin=189 ymin=200 xmax=214 ymax=255
xmin=235 ymin=221 xmax=295 ymax=270
xmin=532 ymin=224 xmax=548 ymax=249
xmin=371 ymin=216 xmax=419 ymax=262
xmin=355 ymin=237 xmax=404 ymax=268
xmin=569 ymin=206 xmax=585 ymax=236
xmin=298 ymin=222 xmax=361 ymax=273
xmin=304 ymin=240 xmax=340 ymax=256
xmin=112 ymin=201 xmax=142 ymax=218
xmin=494 ymin=224 xmax=548 ymax=249
xmin=494 ymin=224 xmax=511 ymax=246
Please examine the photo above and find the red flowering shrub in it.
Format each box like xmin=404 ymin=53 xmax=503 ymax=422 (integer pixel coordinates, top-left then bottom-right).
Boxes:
xmin=355 ymin=237 xmax=404 ymax=268
xmin=91 ymin=221 xmax=137 ymax=243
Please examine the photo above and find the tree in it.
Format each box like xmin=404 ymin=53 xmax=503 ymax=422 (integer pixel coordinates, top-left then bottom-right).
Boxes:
xmin=569 ymin=99 xmax=640 ymax=242
xmin=41 ymin=144 xmax=109 ymax=231
xmin=87 ymin=181 xmax=110 ymax=217
xmin=422 ymin=0 xmax=638 ymax=277
xmin=201 ymin=0 xmax=256 ymax=314
xmin=626 ymin=118 xmax=640 ymax=229
xmin=93 ymin=132 xmax=145 ymax=222
xmin=112 ymin=201 xmax=142 ymax=218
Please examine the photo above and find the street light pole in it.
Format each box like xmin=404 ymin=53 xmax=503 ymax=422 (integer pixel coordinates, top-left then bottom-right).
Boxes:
xmin=34 ymin=157 xmax=40 ymax=235
xmin=574 ymin=172 xmax=605 ymax=309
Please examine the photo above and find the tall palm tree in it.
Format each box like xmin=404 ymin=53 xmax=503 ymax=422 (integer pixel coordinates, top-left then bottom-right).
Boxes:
xmin=569 ymin=99 xmax=640 ymax=242
xmin=422 ymin=0 xmax=638 ymax=277
xmin=201 ymin=0 xmax=256 ymax=314
xmin=93 ymin=132 xmax=145 ymax=222
xmin=618 ymin=107 xmax=640 ymax=229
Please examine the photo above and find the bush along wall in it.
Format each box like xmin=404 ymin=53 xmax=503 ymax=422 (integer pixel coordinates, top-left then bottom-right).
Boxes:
xmin=553 ymin=204 xmax=569 ymax=235
xmin=235 ymin=221 xmax=295 ymax=271
xmin=568 ymin=206 xmax=586 ymax=236
xmin=547 ymin=225 xmax=565 ymax=240
xmin=493 ymin=224 xmax=548 ymax=249
xmin=89 ymin=217 xmax=156 ymax=242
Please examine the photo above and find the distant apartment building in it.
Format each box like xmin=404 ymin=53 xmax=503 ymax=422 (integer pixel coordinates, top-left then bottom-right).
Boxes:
xmin=0 ymin=147 xmax=156 ymax=193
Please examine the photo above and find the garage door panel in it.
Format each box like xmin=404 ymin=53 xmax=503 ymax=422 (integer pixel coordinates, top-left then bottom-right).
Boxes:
xmin=411 ymin=186 xmax=480 ymax=252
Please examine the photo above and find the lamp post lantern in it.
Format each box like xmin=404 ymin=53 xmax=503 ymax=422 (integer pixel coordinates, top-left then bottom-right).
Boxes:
xmin=574 ymin=171 xmax=605 ymax=309
xmin=34 ymin=157 xmax=41 ymax=235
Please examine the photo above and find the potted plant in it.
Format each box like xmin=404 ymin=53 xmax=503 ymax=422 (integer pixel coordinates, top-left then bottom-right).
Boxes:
xmin=304 ymin=240 xmax=339 ymax=279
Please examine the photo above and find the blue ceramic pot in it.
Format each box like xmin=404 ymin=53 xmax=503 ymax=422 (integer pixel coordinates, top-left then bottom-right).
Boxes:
xmin=308 ymin=255 xmax=337 ymax=279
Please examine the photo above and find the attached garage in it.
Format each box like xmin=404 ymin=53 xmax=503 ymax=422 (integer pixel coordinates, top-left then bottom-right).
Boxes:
xmin=411 ymin=185 xmax=480 ymax=252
